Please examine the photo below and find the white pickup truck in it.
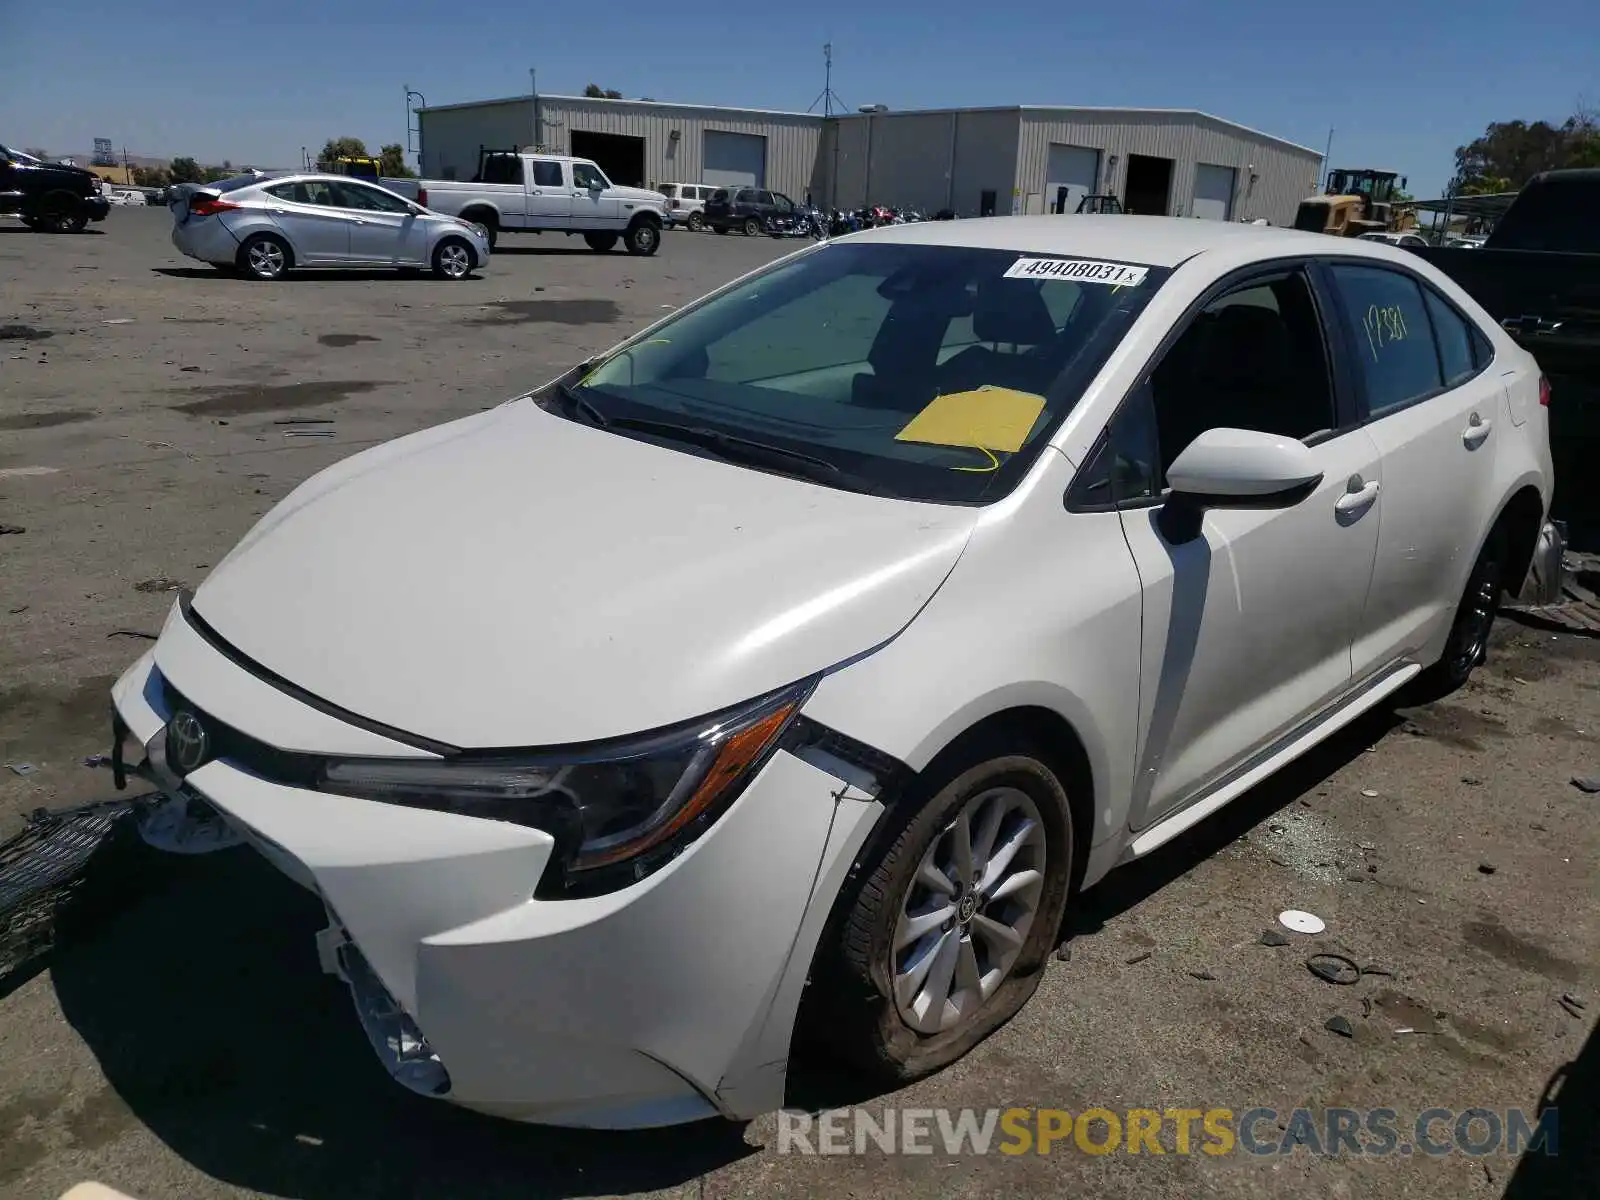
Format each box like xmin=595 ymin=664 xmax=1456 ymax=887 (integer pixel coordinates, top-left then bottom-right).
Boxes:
xmin=413 ymin=153 xmax=668 ymax=256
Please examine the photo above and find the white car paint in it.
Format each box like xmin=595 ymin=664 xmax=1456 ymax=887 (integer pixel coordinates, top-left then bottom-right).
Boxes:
xmin=110 ymin=215 xmax=1556 ymax=1129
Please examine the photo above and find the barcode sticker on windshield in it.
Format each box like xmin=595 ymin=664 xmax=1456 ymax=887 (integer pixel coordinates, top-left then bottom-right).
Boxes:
xmin=1004 ymin=258 xmax=1149 ymax=286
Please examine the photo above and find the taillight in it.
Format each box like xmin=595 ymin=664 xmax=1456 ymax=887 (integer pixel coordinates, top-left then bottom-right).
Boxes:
xmin=188 ymin=196 xmax=240 ymax=217
xmin=416 ymin=188 xmax=427 ymax=207
xmin=1539 ymin=375 xmax=1551 ymax=407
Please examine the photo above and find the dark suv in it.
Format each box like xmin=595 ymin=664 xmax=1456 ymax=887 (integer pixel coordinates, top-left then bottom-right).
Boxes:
xmin=703 ymin=187 xmax=798 ymax=236
xmin=0 ymin=144 xmax=111 ymax=232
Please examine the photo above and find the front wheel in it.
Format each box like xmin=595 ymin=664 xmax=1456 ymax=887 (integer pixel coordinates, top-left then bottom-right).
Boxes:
xmin=623 ymin=221 xmax=660 ymax=256
xmin=237 ymin=233 xmax=291 ymax=281
xmin=584 ymin=231 xmax=619 ymax=253
xmin=431 ymin=237 xmax=474 ymax=280
xmin=811 ymin=747 xmax=1074 ymax=1082
xmin=742 ymin=216 xmax=762 ymax=237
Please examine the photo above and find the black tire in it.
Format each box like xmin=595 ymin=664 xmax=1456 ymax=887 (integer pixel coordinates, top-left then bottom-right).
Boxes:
xmin=236 ymin=233 xmax=291 ymax=281
xmin=686 ymin=211 xmax=705 ymax=232
xmin=431 ymin=237 xmax=474 ymax=280
xmin=742 ymin=216 xmax=762 ymax=237
xmin=623 ymin=220 xmax=660 ymax=257
xmin=1417 ymin=523 xmax=1508 ymax=695
xmin=584 ymin=231 xmax=619 ymax=253
xmin=810 ymin=743 xmax=1075 ymax=1083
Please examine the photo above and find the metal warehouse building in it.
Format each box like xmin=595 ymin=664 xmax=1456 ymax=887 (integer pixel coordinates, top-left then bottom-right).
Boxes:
xmin=417 ymin=95 xmax=1322 ymax=226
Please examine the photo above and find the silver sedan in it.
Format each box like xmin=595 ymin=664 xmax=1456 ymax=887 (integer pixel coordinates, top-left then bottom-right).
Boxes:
xmin=170 ymin=173 xmax=491 ymax=280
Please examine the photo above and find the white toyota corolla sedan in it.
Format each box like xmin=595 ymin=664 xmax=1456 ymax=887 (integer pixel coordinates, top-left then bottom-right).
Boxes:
xmin=109 ymin=216 xmax=1561 ymax=1129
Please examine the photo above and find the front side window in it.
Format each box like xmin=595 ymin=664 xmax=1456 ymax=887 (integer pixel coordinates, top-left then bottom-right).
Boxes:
xmin=531 ymin=161 xmax=563 ymax=187
xmin=1147 ymin=270 xmax=1336 ymax=476
xmin=1328 ymin=264 xmax=1442 ymax=417
xmin=572 ymin=162 xmax=608 ymax=190
xmin=558 ymin=242 xmax=1168 ymax=503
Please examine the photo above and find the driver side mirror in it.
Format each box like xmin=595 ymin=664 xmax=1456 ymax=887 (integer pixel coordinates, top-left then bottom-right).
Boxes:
xmin=1158 ymin=427 xmax=1323 ymax=543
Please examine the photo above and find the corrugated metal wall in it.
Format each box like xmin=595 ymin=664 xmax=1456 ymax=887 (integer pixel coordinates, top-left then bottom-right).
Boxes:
xmin=419 ymin=97 xmax=823 ymax=199
xmin=1016 ymin=110 xmax=1321 ymax=226
xmin=821 ymin=110 xmax=1020 ymax=215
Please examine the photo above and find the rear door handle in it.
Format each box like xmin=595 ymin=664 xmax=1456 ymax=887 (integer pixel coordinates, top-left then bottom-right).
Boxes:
xmin=1463 ymin=414 xmax=1493 ymax=447
xmin=1335 ymin=478 xmax=1381 ymax=516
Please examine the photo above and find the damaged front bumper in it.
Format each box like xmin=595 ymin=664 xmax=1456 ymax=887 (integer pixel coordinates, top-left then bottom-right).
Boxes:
xmin=106 ymin=640 xmax=884 ymax=1128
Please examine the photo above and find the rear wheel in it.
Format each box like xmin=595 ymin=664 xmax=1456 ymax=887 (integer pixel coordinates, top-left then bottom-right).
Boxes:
xmin=623 ymin=220 xmax=660 ymax=256
xmin=1420 ymin=524 xmax=1508 ymax=694
xmin=686 ymin=211 xmax=705 ymax=232
xmin=237 ymin=233 xmax=291 ymax=281
xmin=462 ymin=212 xmax=497 ymax=250
xmin=431 ymin=237 xmax=474 ymax=280
xmin=810 ymin=745 xmax=1074 ymax=1082
xmin=742 ymin=216 xmax=762 ymax=237
xmin=584 ymin=231 xmax=619 ymax=253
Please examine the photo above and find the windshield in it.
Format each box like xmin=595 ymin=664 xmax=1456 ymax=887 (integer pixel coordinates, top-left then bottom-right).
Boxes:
xmin=559 ymin=241 xmax=1168 ymax=504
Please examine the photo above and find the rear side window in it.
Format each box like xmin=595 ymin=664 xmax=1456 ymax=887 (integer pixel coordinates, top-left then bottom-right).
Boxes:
xmin=1422 ymin=288 xmax=1477 ymax=387
xmin=735 ymin=189 xmax=756 ymax=203
xmin=711 ymin=189 xmax=729 ymax=204
xmin=660 ymin=184 xmax=678 ymax=198
xmin=531 ymin=161 xmax=563 ymax=187
xmin=480 ymin=156 xmax=524 ymax=185
xmin=1328 ymin=264 xmax=1441 ymax=417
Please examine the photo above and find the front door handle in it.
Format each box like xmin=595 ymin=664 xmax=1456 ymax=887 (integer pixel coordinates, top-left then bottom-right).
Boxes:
xmin=1335 ymin=477 xmax=1381 ymax=516
xmin=1463 ymin=413 xmax=1493 ymax=448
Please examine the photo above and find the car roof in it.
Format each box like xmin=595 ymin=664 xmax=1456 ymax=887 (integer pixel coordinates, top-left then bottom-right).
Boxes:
xmin=845 ymin=215 xmax=1364 ymax=267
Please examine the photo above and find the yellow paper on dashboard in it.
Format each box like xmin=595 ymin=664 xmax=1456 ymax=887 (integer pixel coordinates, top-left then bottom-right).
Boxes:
xmin=894 ymin=386 xmax=1047 ymax=454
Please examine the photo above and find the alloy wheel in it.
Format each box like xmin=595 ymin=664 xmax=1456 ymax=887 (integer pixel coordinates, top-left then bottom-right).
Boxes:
xmin=247 ymin=239 xmax=286 ymax=279
xmin=438 ymin=242 xmax=471 ymax=279
xmin=891 ymin=786 xmax=1047 ymax=1035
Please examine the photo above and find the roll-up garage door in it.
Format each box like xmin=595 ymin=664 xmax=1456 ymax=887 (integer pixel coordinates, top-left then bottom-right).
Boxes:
xmin=1046 ymin=144 xmax=1100 ymax=214
xmin=703 ymin=131 xmax=767 ymax=189
xmin=1192 ymin=164 xmax=1236 ymax=221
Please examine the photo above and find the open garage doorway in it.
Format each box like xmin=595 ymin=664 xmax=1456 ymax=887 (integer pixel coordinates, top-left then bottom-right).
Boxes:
xmin=570 ymin=131 xmax=646 ymax=188
xmin=1124 ymin=154 xmax=1173 ymax=215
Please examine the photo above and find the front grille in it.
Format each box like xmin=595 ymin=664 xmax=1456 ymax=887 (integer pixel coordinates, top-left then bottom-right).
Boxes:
xmin=159 ymin=677 xmax=324 ymax=788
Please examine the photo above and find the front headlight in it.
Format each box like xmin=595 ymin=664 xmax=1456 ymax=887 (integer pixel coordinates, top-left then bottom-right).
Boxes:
xmin=317 ymin=680 xmax=813 ymax=894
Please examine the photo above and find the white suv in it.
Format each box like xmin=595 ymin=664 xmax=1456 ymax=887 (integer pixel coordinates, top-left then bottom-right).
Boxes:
xmin=657 ymin=182 xmax=714 ymax=231
xmin=110 ymin=217 xmax=1559 ymax=1130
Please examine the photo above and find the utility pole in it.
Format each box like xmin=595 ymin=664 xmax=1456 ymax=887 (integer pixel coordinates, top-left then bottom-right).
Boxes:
xmin=530 ymin=67 xmax=540 ymax=151
xmin=1321 ymin=126 xmax=1334 ymax=191
xmin=405 ymin=84 xmax=427 ymax=171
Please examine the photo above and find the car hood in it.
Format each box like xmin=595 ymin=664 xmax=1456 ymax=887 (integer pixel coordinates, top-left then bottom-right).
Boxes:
xmin=192 ymin=400 xmax=976 ymax=749
xmin=614 ymin=185 xmax=668 ymax=208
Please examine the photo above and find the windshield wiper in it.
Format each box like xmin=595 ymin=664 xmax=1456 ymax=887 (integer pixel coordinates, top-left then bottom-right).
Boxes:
xmin=603 ymin=414 xmax=846 ymax=485
xmin=555 ymin=382 xmax=611 ymax=429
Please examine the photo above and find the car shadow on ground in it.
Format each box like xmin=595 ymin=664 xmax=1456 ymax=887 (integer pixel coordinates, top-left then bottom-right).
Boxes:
xmin=49 ymin=843 xmax=758 ymax=1199
xmin=1500 ymin=1016 xmax=1598 ymax=1198
xmin=0 ymin=225 xmax=106 ymax=235
xmin=487 ymin=246 xmax=617 ymax=257
xmin=151 ymin=267 xmax=484 ymax=283
xmin=48 ymin=699 xmax=1410 ymax=1193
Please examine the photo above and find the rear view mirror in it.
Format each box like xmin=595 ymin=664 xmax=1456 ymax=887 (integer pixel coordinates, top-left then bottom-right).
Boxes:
xmin=1159 ymin=427 xmax=1323 ymax=543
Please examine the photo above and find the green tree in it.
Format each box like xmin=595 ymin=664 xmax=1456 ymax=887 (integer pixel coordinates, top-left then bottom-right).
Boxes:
xmin=582 ymin=83 xmax=624 ymax=99
xmin=132 ymin=164 xmax=171 ymax=188
xmin=1451 ymin=108 xmax=1600 ymax=193
xmin=23 ymin=146 xmax=48 ymax=159
xmin=168 ymin=156 xmax=204 ymax=184
xmin=378 ymin=143 xmax=415 ymax=178
xmin=320 ymin=136 xmax=369 ymax=165
xmin=202 ymin=165 xmax=234 ymax=182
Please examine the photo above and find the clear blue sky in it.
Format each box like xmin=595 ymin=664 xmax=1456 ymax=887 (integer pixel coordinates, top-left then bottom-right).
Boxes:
xmin=3 ymin=0 xmax=1595 ymax=199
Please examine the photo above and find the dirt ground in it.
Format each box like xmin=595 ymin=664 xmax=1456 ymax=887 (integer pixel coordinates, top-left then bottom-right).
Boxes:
xmin=1 ymin=210 xmax=1597 ymax=1200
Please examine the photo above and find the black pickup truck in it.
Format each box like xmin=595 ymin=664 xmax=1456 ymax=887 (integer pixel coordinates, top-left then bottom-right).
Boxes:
xmin=1415 ymin=169 xmax=1599 ymax=544
xmin=0 ymin=143 xmax=111 ymax=232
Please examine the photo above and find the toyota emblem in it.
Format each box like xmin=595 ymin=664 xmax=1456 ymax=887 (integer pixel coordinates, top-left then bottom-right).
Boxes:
xmin=165 ymin=710 xmax=211 ymax=775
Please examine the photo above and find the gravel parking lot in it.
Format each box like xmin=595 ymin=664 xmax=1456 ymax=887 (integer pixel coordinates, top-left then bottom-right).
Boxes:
xmin=1 ymin=208 xmax=1597 ymax=1200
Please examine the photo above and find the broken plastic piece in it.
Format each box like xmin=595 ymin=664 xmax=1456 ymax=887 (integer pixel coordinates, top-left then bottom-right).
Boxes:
xmin=136 ymin=793 xmax=245 ymax=855
xmin=1307 ymin=953 xmax=1361 ymax=985
xmin=1259 ymin=929 xmax=1291 ymax=947
xmin=1571 ymin=776 xmax=1600 ymax=794
xmin=7 ymin=763 xmax=37 ymax=777
xmin=1324 ymin=1015 xmax=1355 ymax=1038
xmin=322 ymin=921 xmax=451 ymax=1097
xmin=1124 ymin=950 xmax=1153 ymax=965
xmin=1278 ymin=909 xmax=1326 ymax=935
